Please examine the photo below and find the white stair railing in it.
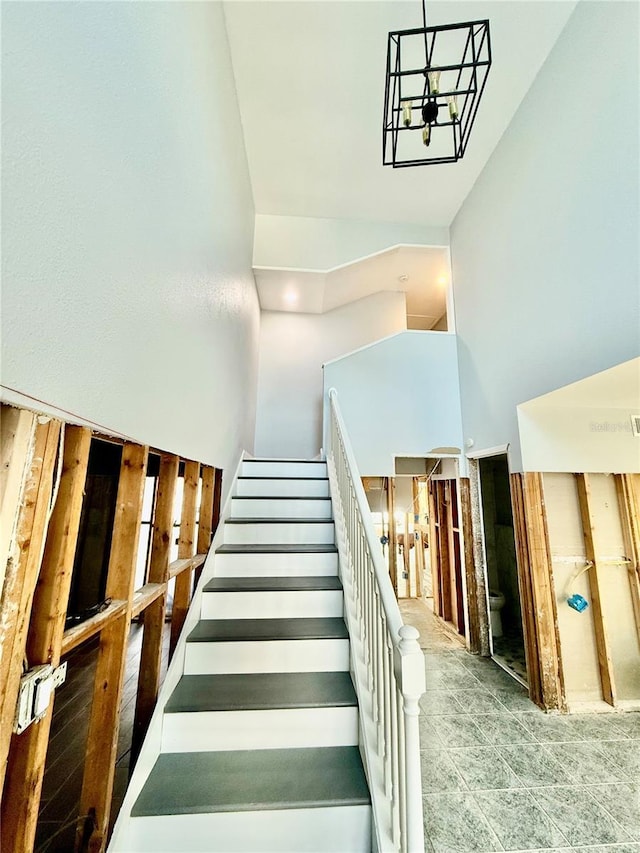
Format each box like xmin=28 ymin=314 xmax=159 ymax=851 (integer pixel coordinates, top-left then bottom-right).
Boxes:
xmin=326 ymin=388 xmax=425 ymax=853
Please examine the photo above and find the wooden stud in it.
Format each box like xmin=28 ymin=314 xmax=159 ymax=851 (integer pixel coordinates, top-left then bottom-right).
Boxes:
xmin=412 ymin=478 xmax=424 ymax=599
xmin=387 ymin=477 xmax=398 ymax=593
xmin=194 ymin=466 xmax=215 ymax=586
xmin=438 ymin=482 xmax=453 ymax=622
xmin=76 ymin=443 xmax=148 ymax=851
xmin=170 ymin=460 xmax=200 ymax=655
xmin=0 ymin=406 xmax=36 ymax=598
xmin=575 ymin=473 xmax=616 ymax=706
xmin=427 ymin=481 xmax=440 ymax=616
xmin=212 ymin=468 xmax=223 ymax=536
xmin=1 ymin=426 xmax=91 ymax=853
xmin=132 ymin=453 xmax=178 ymax=762
xmin=459 ymin=478 xmax=481 ymax=654
xmin=0 ymin=418 xmax=60 ymax=797
xmin=521 ymin=472 xmax=566 ymax=711
xmin=615 ymin=474 xmax=640 ymax=645
xmin=510 ymin=473 xmax=542 ymax=706
xmin=401 ymin=511 xmax=410 ymax=597
xmin=467 ymin=461 xmax=490 ymax=656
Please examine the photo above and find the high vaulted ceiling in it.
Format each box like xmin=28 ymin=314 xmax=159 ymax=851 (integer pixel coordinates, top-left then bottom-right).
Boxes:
xmin=224 ymin=1 xmax=576 ymax=228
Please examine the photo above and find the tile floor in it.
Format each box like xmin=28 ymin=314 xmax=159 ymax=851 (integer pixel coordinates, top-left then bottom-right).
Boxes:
xmin=399 ymin=599 xmax=640 ymax=853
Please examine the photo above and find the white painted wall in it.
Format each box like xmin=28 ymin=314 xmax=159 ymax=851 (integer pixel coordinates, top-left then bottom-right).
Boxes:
xmin=1 ymin=2 xmax=259 ymax=479
xmin=253 ymin=215 xmax=448 ymax=270
xmin=518 ymin=405 xmax=640 ymax=474
xmin=450 ymin=1 xmax=639 ymax=471
xmin=324 ymin=332 xmax=463 ymax=475
xmin=255 ymin=292 xmax=406 ymax=458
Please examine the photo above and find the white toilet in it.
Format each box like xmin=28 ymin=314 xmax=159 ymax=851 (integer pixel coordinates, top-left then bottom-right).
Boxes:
xmin=488 ymin=590 xmax=506 ymax=638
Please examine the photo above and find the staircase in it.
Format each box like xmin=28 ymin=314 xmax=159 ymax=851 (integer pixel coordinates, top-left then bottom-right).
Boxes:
xmin=114 ymin=458 xmax=372 ymax=852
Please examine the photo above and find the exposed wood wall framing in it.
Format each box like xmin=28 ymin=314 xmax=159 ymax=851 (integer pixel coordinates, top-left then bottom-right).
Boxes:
xmin=77 ymin=442 xmax=149 ymax=850
xmin=575 ymin=474 xmax=616 ymax=706
xmin=467 ymin=461 xmax=490 ymax=657
xmin=2 ymin=426 xmax=92 ymax=852
xmin=510 ymin=474 xmax=543 ymax=707
xmin=510 ymin=472 xmax=566 ymax=711
xmin=170 ymin=459 xmax=200 ymax=656
xmin=387 ymin=477 xmax=398 ymax=592
xmin=0 ymin=404 xmax=223 ymax=852
xmin=0 ymin=406 xmax=37 ymax=597
xmin=411 ymin=478 xmax=424 ymax=599
xmin=0 ymin=417 xmax=61 ymax=794
xmin=615 ymin=474 xmax=640 ymax=644
xmin=428 ymin=478 xmax=466 ymax=638
xmin=459 ymin=478 xmax=481 ymax=654
xmin=132 ymin=453 xmax=179 ymax=762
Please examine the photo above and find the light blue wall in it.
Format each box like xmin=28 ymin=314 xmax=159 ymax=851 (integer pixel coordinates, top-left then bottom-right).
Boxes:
xmin=450 ymin=1 xmax=639 ymax=470
xmin=1 ymin=2 xmax=260 ymax=475
xmin=324 ymin=332 xmax=463 ymax=475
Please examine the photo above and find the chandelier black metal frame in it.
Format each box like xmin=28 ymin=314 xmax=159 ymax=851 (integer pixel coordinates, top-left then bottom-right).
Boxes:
xmin=383 ymin=1 xmax=491 ymax=167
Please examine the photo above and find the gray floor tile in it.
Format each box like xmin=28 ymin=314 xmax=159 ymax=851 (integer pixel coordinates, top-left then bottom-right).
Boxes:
xmin=532 ymin=785 xmax=632 ymax=846
xmin=588 ymin=782 xmax=640 ymax=840
xmin=610 ymin=714 xmax=640 ymax=739
xmin=420 ymin=716 xmax=446 ymax=749
xmin=514 ymin=712 xmax=576 ymax=742
xmin=498 ymin=743 xmax=573 ymax=786
xmin=430 ymin=714 xmax=490 ymax=748
xmin=420 ymin=749 xmax=467 ymax=793
xmin=487 ymin=688 xmax=538 ymax=712
xmin=451 ymin=690 xmax=512 ymax=714
xmin=475 ymin=713 xmax=537 ymax=745
xmin=543 ymin=742 xmax=624 ymax=784
xmin=420 ymin=690 xmax=464 ymax=716
xmin=474 ymin=788 xmax=567 ymax=850
xmin=443 ymin=670 xmax=486 ymax=690
xmin=477 ymin=668 xmax=524 ymax=692
xmin=590 ymin=739 xmax=640 ymax=778
xmin=565 ymin=714 xmax=632 ymax=742
xmin=423 ymin=792 xmax=502 ymax=852
xmin=568 ymin=845 xmax=640 ymax=853
xmin=448 ymin=747 xmax=522 ymax=791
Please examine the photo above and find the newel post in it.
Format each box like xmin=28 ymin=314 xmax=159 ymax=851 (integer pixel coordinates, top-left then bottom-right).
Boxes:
xmin=398 ymin=625 xmax=426 ymax=853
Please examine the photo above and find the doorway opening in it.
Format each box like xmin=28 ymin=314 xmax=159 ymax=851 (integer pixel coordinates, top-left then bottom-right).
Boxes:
xmin=478 ymin=454 xmax=527 ymax=684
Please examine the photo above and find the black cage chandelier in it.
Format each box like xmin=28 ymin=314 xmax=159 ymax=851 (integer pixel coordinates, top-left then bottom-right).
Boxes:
xmin=383 ymin=1 xmax=491 ymax=167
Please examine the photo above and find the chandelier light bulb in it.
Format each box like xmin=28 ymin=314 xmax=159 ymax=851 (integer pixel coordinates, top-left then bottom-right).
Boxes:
xmin=447 ymin=95 xmax=459 ymax=121
xmin=427 ymin=70 xmax=441 ymax=95
xmin=402 ymin=100 xmax=413 ymax=128
xmin=422 ymin=124 xmax=431 ymax=147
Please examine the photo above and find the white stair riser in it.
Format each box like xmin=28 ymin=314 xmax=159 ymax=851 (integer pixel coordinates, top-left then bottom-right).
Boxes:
xmin=117 ymin=806 xmax=371 ymax=853
xmin=214 ymin=552 xmax=338 ymax=577
xmin=184 ymin=639 xmax=350 ymax=674
xmin=236 ymin=479 xmax=330 ymax=498
xmin=201 ymin=590 xmax=343 ymax=620
xmin=161 ymin=706 xmax=358 ymax=752
xmin=242 ymin=461 xmax=327 ymax=479
xmin=224 ymin=522 xmax=334 ymax=546
xmin=231 ymin=498 xmax=332 ymax=519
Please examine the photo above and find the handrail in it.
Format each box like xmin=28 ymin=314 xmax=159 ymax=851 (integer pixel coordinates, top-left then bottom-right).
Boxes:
xmin=326 ymin=388 xmax=425 ymax=853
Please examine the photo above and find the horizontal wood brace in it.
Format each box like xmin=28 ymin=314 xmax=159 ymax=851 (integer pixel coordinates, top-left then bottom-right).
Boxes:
xmin=60 ymin=599 xmax=128 ymax=656
xmin=131 ymin=583 xmax=166 ymax=619
xmin=168 ymin=554 xmax=206 ymax=580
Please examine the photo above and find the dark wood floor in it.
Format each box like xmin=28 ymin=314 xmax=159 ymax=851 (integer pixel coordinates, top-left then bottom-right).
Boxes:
xmin=35 ymin=621 xmax=170 ymax=852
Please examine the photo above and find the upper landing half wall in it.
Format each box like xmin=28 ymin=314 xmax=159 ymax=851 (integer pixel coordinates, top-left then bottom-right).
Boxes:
xmin=323 ymin=331 xmax=463 ymax=476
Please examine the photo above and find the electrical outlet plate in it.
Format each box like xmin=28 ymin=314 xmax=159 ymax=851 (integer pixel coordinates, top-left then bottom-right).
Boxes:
xmin=13 ymin=662 xmax=67 ymax=734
